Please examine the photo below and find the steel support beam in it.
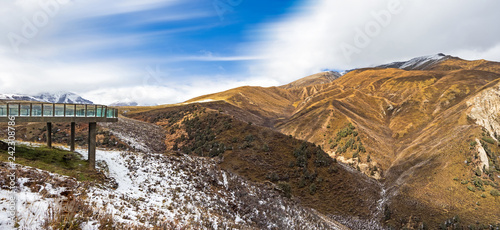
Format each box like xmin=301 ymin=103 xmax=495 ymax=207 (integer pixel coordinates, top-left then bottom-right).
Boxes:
xmin=88 ymin=122 xmax=96 ymax=169
xmin=46 ymin=122 xmax=52 ymax=148
xmin=70 ymin=122 xmax=75 ymax=151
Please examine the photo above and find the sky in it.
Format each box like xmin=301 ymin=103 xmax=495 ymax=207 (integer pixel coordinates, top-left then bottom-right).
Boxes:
xmin=0 ymin=0 xmax=500 ymax=105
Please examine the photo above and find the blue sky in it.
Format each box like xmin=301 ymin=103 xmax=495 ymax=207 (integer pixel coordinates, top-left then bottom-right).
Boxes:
xmin=1 ymin=0 xmax=500 ymax=105
xmin=55 ymin=0 xmax=300 ymax=79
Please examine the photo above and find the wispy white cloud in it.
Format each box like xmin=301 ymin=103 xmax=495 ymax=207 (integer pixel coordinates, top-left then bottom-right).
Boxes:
xmin=248 ymin=0 xmax=500 ymax=84
xmin=81 ymin=75 xmax=280 ymax=105
xmin=161 ymin=55 xmax=264 ymax=62
xmin=2 ymin=0 xmax=500 ymax=106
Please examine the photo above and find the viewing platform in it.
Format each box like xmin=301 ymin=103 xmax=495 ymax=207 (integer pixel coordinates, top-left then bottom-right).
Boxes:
xmin=0 ymin=102 xmax=118 ymax=123
xmin=0 ymin=102 xmax=118 ymax=169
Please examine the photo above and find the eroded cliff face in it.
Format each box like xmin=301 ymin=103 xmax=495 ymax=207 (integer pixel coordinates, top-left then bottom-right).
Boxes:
xmin=467 ymin=82 xmax=500 ymax=141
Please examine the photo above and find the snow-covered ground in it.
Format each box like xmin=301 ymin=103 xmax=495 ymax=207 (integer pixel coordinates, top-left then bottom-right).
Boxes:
xmin=1 ymin=115 xmax=346 ymax=229
xmin=1 ymin=145 xmax=345 ymax=229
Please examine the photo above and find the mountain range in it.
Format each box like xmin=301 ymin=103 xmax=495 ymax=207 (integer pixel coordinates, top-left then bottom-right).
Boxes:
xmin=120 ymin=54 xmax=500 ymax=228
xmin=2 ymin=54 xmax=500 ymax=229
xmin=0 ymin=91 xmax=93 ymax=104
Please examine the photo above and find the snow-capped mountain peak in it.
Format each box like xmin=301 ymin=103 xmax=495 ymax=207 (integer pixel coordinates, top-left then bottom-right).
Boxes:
xmin=35 ymin=91 xmax=93 ymax=104
xmin=376 ymin=53 xmax=450 ymax=70
xmin=0 ymin=94 xmax=41 ymax=102
xmin=0 ymin=92 xmax=93 ymax=104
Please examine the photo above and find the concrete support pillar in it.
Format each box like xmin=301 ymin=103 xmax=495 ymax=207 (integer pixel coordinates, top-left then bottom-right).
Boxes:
xmin=88 ymin=122 xmax=96 ymax=169
xmin=46 ymin=122 xmax=52 ymax=148
xmin=70 ymin=122 xmax=75 ymax=151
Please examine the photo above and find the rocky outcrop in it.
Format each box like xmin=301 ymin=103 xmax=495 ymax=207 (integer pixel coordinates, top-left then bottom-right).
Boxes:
xmin=476 ymin=138 xmax=490 ymax=171
xmin=467 ymin=83 xmax=500 ymax=140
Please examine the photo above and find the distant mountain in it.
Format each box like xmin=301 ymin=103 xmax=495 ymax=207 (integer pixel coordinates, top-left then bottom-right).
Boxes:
xmin=34 ymin=92 xmax=93 ymax=104
xmin=109 ymin=101 xmax=138 ymax=106
xmin=376 ymin=53 xmax=450 ymax=70
xmin=149 ymin=55 xmax=500 ymax=227
xmin=0 ymin=92 xmax=93 ymax=104
xmin=0 ymin=94 xmax=42 ymax=102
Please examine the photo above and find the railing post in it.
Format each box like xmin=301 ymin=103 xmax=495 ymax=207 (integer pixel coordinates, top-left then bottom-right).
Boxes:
xmin=41 ymin=104 xmax=44 ymax=117
xmin=6 ymin=104 xmax=9 ymax=117
xmin=52 ymin=103 xmax=55 ymax=117
xmin=30 ymin=103 xmax=32 ymax=116
xmin=85 ymin=104 xmax=87 ymax=117
xmin=64 ymin=104 xmax=66 ymax=117
xmin=74 ymin=104 xmax=76 ymax=117
xmin=17 ymin=104 xmax=20 ymax=116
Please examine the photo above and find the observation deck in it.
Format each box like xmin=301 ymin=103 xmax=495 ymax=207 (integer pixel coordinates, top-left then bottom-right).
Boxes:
xmin=0 ymin=102 xmax=118 ymax=169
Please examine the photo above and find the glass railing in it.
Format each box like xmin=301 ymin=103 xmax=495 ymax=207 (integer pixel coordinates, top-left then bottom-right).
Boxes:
xmin=0 ymin=104 xmax=7 ymax=116
xmin=0 ymin=103 xmax=117 ymax=118
xmin=43 ymin=104 xmax=53 ymax=116
xmin=55 ymin=104 xmax=65 ymax=117
xmin=20 ymin=104 xmax=30 ymax=116
xmin=32 ymin=104 xmax=42 ymax=116
xmin=9 ymin=104 xmax=19 ymax=116
xmin=65 ymin=105 xmax=74 ymax=117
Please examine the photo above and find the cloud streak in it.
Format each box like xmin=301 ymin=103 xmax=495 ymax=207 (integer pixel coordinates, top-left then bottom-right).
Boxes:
xmin=248 ymin=0 xmax=500 ymax=84
xmin=1 ymin=0 xmax=500 ymax=105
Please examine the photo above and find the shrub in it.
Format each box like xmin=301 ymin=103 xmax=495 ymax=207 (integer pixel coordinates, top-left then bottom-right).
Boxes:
xmin=298 ymin=177 xmax=307 ymax=188
xmin=467 ymin=185 xmax=476 ymax=192
xmin=383 ymin=204 xmax=391 ymax=221
xmin=473 ymin=177 xmax=484 ymax=190
xmin=266 ymin=172 xmax=280 ymax=182
xmin=358 ymin=143 xmax=366 ymax=153
xmin=344 ymin=138 xmax=355 ymax=149
xmin=328 ymin=165 xmax=338 ymax=174
xmin=491 ymin=189 xmax=500 ymax=196
xmin=240 ymin=141 xmax=252 ymax=149
xmin=277 ymin=182 xmax=292 ymax=198
xmin=261 ymin=144 xmax=270 ymax=152
xmin=309 ymin=183 xmax=317 ymax=195
xmin=314 ymin=151 xmax=330 ymax=167
xmin=244 ymin=134 xmax=255 ymax=142
xmin=296 ymin=155 xmax=307 ymax=168
xmin=482 ymin=136 xmax=496 ymax=145
xmin=475 ymin=168 xmax=482 ymax=177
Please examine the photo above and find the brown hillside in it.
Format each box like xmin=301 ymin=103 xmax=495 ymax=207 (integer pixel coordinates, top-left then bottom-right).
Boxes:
xmin=124 ymin=104 xmax=382 ymax=223
xmin=105 ymin=56 xmax=500 ymax=228
xmin=137 ymin=57 xmax=500 ymax=228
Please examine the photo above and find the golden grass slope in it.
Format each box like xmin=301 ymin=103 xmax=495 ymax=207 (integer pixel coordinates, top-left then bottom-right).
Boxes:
xmin=118 ymin=57 xmax=500 ymax=227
